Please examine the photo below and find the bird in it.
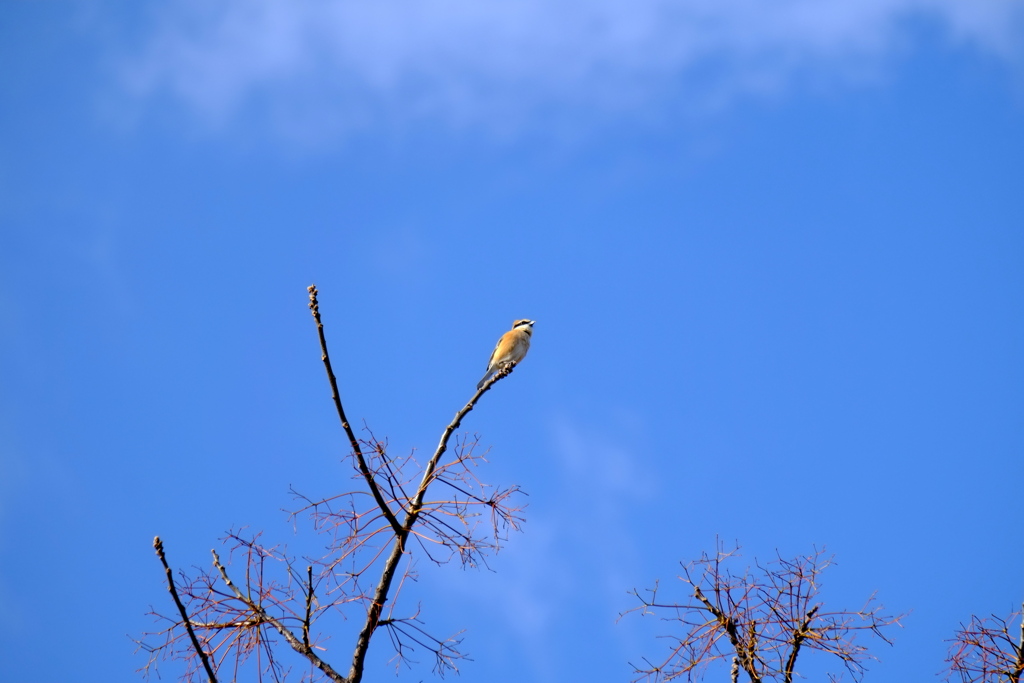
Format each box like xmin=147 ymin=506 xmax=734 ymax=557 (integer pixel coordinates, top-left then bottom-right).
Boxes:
xmin=477 ymin=319 xmax=536 ymax=390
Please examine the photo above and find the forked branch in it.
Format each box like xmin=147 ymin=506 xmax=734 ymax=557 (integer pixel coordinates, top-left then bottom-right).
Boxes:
xmin=209 ymin=550 xmax=346 ymax=683
xmin=946 ymin=603 xmax=1024 ymax=683
xmin=347 ymin=358 xmax=505 ymax=683
xmin=140 ymin=286 xmax=526 ymax=683
xmin=624 ymin=544 xmax=903 ymax=683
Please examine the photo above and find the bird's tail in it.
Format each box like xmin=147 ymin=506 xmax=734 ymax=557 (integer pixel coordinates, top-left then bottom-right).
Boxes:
xmin=476 ymin=371 xmax=493 ymax=390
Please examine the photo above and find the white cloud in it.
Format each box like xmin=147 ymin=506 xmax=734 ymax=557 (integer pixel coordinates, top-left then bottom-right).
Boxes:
xmin=121 ymin=0 xmax=1024 ymax=139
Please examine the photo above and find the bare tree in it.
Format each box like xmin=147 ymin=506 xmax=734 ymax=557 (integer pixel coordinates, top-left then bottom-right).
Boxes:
xmin=946 ymin=603 xmax=1024 ymax=683
xmin=136 ymin=285 xmax=527 ymax=683
xmin=624 ymin=543 xmax=903 ymax=683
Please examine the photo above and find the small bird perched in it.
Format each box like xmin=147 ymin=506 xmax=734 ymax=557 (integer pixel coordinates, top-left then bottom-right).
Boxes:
xmin=477 ymin=319 xmax=536 ymax=390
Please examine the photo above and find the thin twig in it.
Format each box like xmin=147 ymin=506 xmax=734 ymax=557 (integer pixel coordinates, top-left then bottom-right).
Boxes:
xmin=628 ymin=547 xmax=901 ymax=683
xmin=348 ymin=378 xmax=495 ymax=683
xmin=308 ymin=285 xmax=403 ymax=536
xmin=141 ymin=288 xmax=525 ymax=683
xmin=212 ymin=550 xmax=347 ymax=683
xmin=946 ymin=606 xmax=1024 ymax=683
xmin=153 ymin=536 xmax=218 ymax=683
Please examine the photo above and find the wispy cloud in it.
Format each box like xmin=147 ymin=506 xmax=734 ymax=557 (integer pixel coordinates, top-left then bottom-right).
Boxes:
xmin=427 ymin=416 xmax=652 ymax=679
xmin=120 ymin=0 xmax=1024 ymax=139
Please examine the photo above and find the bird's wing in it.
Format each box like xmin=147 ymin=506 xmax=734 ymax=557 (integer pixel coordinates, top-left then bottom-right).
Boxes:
xmin=486 ymin=332 xmax=510 ymax=369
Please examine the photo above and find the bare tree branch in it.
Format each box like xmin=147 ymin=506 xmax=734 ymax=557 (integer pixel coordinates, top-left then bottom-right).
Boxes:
xmin=347 ymin=371 xmax=503 ymax=683
xmin=783 ymin=606 xmax=818 ymax=683
xmin=624 ymin=543 xmax=903 ymax=683
xmin=692 ymin=585 xmax=761 ymax=682
xmin=946 ymin=603 xmax=1024 ymax=683
xmin=153 ymin=536 xmax=218 ymax=683
xmin=302 ymin=566 xmax=314 ymax=651
xmin=140 ymin=286 xmax=526 ymax=683
xmin=210 ymin=549 xmax=347 ymax=683
xmin=308 ymin=285 xmax=403 ymax=537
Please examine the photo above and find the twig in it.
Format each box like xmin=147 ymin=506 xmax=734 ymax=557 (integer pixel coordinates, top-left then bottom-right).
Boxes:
xmin=348 ymin=378 xmax=494 ymax=683
xmin=303 ymin=565 xmax=314 ymax=650
xmin=141 ymin=287 xmax=525 ymax=683
xmin=212 ymin=550 xmax=347 ymax=683
xmin=784 ymin=606 xmax=819 ymax=683
xmin=694 ymin=585 xmax=761 ymax=683
xmin=628 ymin=547 xmax=901 ymax=683
xmin=1018 ymin=606 xmax=1024 ymax=682
xmin=153 ymin=536 xmax=218 ymax=683
xmin=947 ymin=602 xmax=1024 ymax=683
xmin=308 ymin=285 xmax=403 ymax=536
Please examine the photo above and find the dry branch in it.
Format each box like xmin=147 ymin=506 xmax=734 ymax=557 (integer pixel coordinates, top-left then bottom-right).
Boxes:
xmin=308 ymin=285 xmax=403 ymax=537
xmin=624 ymin=543 xmax=903 ymax=683
xmin=138 ymin=285 xmax=526 ymax=683
xmin=346 ymin=355 xmax=509 ymax=683
xmin=946 ymin=603 xmax=1024 ymax=683
xmin=153 ymin=536 xmax=218 ymax=683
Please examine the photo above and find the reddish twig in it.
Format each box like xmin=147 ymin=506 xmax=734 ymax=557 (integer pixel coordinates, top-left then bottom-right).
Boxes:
xmin=211 ymin=549 xmax=346 ymax=683
xmin=624 ymin=543 xmax=903 ymax=683
xmin=946 ymin=603 xmax=1024 ymax=683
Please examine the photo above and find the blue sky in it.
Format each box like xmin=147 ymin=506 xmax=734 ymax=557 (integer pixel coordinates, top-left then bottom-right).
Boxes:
xmin=1 ymin=1 xmax=1023 ymax=682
